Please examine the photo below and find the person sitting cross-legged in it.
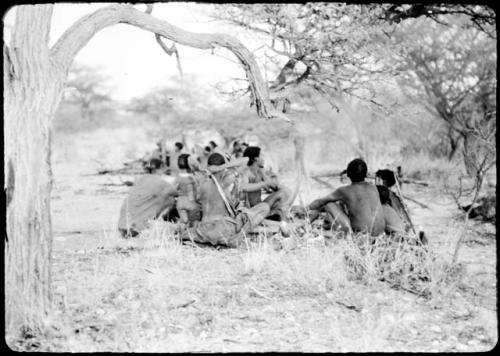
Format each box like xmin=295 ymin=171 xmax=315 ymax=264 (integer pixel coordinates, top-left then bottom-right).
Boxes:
xmin=181 ymin=153 xmax=281 ymax=248
xmin=239 ymin=146 xmax=291 ymax=222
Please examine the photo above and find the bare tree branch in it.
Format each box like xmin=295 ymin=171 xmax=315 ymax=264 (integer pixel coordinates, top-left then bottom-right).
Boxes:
xmin=50 ymin=4 xmax=285 ymax=120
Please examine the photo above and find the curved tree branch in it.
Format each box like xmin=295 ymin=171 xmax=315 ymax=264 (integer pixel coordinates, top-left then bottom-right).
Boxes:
xmin=50 ymin=4 xmax=281 ymax=120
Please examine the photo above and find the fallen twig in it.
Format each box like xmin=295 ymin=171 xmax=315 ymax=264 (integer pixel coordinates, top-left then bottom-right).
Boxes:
xmin=169 ymin=299 xmax=196 ymax=310
xmin=249 ymin=285 xmax=273 ymax=300
xmin=403 ymin=195 xmax=430 ymax=209
xmin=335 ymin=300 xmax=361 ymax=312
xmin=401 ymin=179 xmax=429 ymax=187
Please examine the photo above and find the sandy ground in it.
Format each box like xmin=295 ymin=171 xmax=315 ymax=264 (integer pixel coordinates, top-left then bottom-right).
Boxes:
xmin=41 ymin=130 xmax=497 ymax=352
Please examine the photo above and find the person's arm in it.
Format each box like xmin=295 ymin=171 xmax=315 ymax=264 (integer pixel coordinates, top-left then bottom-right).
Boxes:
xmin=309 ymin=189 xmax=343 ymax=210
xmin=239 ymin=170 xmax=270 ymax=193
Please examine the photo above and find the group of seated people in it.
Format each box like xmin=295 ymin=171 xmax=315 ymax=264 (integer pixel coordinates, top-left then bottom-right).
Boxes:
xmin=119 ymin=143 xmax=424 ymax=248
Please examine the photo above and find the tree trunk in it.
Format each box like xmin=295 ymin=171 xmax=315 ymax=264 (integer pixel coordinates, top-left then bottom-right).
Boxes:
xmin=4 ymin=5 xmax=65 ymax=331
xmin=287 ymin=131 xmax=308 ymax=206
xmin=4 ymin=3 xmax=292 ymax=334
xmin=447 ymin=134 xmax=460 ymax=161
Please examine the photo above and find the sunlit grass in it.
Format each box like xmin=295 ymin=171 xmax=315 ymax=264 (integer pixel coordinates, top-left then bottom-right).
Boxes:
xmin=6 ymin=217 xmax=495 ymax=352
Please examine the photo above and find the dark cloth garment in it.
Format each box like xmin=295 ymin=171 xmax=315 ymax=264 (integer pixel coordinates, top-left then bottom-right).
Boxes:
xmin=183 ymin=203 xmax=269 ymax=247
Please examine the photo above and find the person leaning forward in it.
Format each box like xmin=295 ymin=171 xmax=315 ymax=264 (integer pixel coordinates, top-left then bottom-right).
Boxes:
xmin=118 ymin=174 xmax=178 ymax=238
xmin=181 ymin=152 xmax=278 ymax=248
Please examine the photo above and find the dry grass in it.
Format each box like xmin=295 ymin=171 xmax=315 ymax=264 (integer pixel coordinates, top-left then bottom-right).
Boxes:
xmin=6 ymin=217 xmax=496 ymax=352
xmin=343 ymin=231 xmax=467 ymax=299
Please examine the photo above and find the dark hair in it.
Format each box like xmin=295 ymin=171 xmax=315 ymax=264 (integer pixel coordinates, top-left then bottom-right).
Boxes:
xmin=178 ymin=153 xmax=191 ymax=171
xmin=346 ymin=158 xmax=367 ymax=182
xmin=243 ymin=146 xmax=261 ymax=166
xmin=209 ymin=140 xmax=217 ymax=148
xmin=207 ymin=152 xmax=226 ymax=167
xmin=375 ymin=169 xmax=396 ymax=188
xmin=175 ymin=142 xmax=184 ymax=150
xmin=204 ymin=146 xmax=212 ymax=153
xmin=376 ymin=185 xmax=390 ymax=205
xmin=149 ymin=158 xmax=162 ymax=170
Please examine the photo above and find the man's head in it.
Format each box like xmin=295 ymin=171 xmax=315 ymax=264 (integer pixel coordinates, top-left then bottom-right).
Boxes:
xmin=207 ymin=152 xmax=248 ymax=175
xmin=346 ymin=158 xmax=367 ymax=183
xmin=376 ymin=185 xmax=390 ymax=205
xmin=175 ymin=142 xmax=184 ymax=152
xmin=243 ymin=146 xmax=263 ymax=167
xmin=203 ymin=145 xmax=212 ymax=155
xmin=178 ymin=153 xmax=191 ymax=172
xmin=207 ymin=152 xmax=226 ymax=168
xmin=375 ymin=169 xmax=396 ymax=188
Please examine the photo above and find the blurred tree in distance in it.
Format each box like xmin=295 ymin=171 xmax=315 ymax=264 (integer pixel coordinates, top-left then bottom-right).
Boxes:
xmin=54 ymin=63 xmax=117 ymax=133
xmin=391 ymin=16 xmax=496 ymax=165
xmin=63 ymin=62 xmax=113 ymax=122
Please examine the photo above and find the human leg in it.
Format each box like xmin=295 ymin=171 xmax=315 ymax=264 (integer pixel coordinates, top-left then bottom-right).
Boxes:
xmin=239 ymin=202 xmax=271 ymax=234
xmin=324 ymin=202 xmax=352 ymax=234
xmin=264 ymin=188 xmax=291 ymax=221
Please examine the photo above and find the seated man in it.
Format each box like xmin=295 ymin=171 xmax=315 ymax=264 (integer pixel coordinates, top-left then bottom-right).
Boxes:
xmin=239 ymin=146 xmax=291 ymax=221
xmin=377 ymin=184 xmax=428 ymax=245
xmin=231 ymin=140 xmax=243 ymax=159
xmin=376 ymin=185 xmax=406 ymax=234
xmin=118 ymin=174 xmax=178 ymax=238
xmin=308 ymin=158 xmax=385 ymax=236
xmin=143 ymin=140 xmax=165 ymax=173
xmin=181 ymin=153 xmax=280 ymax=248
xmin=175 ymin=153 xmax=203 ymax=227
xmin=375 ymin=168 xmax=412 ymax=232
xmin=199 ymin=145 xmax=212 ymax=170
xmin=168 ymin=142 xmax=185 ymax=176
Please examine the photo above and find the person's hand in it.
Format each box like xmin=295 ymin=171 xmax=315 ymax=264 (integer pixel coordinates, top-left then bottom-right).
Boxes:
xmin=262 ymin=177 xmax=276 ymax=190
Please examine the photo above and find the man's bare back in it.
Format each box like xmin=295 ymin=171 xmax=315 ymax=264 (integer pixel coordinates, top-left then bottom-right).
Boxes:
xmin=308 ymin=158 xmax=385 ymax=236
xmin=333 ymin=182 xmax=385 ymax=235
xmin=198 ymin=170 xmax=237 ymax=220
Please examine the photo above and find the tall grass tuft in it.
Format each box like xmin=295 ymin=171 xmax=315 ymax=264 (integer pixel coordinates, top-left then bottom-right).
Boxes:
xmin=343 ymin=232 xmax=435 ymax=296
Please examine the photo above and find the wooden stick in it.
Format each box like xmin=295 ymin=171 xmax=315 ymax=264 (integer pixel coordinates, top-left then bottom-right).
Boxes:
xmin=311 ymin=176 xmax=335 ymax=189
xmin=393 ymin=173 xmax=417 ymax=234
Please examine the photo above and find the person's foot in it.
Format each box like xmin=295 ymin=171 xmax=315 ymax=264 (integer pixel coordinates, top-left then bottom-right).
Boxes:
xmin=279 ymin=221 xmax=292 ymax=237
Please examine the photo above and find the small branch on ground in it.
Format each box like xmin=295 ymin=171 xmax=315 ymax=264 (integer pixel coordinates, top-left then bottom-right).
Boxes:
xmin=336 ymin=300 xmax=361 ymax=312
xmin=402 ymin=195 xmax=430 ymax=209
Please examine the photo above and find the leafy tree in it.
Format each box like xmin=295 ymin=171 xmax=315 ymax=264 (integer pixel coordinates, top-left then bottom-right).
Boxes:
xmin=212 ymin=4 xmax=395 ymax=112
xmin=63 ymin=62 xmax=113 ymax=121
xmin=381 ymin=4 xmax=496 ymax=39
xmin=391 ymin=16 xmax=496 ymax=163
